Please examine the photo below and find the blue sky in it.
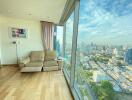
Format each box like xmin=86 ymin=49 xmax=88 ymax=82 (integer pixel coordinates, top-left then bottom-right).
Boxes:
xmin=78 ymin=0 xmax=132 ymax=46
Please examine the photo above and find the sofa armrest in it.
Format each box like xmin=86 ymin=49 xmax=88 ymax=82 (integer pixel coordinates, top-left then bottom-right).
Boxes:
xmin=18 ymin=57 xmax=30 ymax=67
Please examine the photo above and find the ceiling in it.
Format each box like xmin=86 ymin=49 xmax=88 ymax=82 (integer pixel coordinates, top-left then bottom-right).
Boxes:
xmin=0 ymin=0 xmax=67 ymax=24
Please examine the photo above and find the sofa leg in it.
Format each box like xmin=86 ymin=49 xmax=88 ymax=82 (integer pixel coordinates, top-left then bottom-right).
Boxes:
xmin=41 ymin=67 xmax=43 ymax=72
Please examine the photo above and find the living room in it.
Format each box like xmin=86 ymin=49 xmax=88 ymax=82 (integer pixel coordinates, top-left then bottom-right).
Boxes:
xmin=1 ymin=0 xmax=132 ymax=100
xmin=0 ymin=0 xmax=74 ymax=100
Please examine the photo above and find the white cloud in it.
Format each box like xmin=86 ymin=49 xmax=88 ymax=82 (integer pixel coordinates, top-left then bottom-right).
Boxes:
xmin=65 ymin=0 xmax=132 ymax=46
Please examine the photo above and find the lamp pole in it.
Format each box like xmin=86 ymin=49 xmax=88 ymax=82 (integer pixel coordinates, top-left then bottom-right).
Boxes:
xmin=12 ymin=40 xmax=19 ymax=66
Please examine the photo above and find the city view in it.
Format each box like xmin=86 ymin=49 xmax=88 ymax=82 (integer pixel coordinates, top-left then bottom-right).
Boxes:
xmin=64 ymin=0 xmax=132 ymax=100
xmin=77 ymin=43 xmax=132 ymax=100
xmin=65 ymin=43 xmax=132 ymax=100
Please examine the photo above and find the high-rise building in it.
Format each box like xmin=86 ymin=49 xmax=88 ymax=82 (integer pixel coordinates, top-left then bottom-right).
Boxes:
xmin=113 ymin=48 xmax=124 ymax=58
xmin=124 ymin=48 xmax=132 ymax=65
xmin=56 ymin=41 xmax=61 ymax=56
xmin=93 ymin=70 xmax=111 ymax=82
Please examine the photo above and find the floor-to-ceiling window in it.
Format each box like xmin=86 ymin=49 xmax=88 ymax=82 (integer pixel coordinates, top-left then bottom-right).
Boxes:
xmin=74 ymin=0 xmax=132 ymax=100
xmin=64 ymin=12 xmax=74 ymax=78
xmin=63 ymin=0 xmax=132 ymax=100
xmin=56 ymin=26 xmax=63 ymax=57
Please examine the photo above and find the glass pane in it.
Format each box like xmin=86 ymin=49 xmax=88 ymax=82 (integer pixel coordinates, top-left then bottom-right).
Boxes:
xmin=75 ymin=0 xmax=132 ymax=100
xmin=65 ymin=12 xmax=74 ymax=77
xmin=56 ymin=26 xmax=63 ymax=57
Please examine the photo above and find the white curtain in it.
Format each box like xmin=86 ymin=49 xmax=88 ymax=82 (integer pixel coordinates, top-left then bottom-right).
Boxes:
xmin=41 ymin=21 xmax=54 ymax=50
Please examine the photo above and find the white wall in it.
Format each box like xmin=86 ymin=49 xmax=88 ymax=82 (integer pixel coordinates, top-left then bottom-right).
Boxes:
xmin=0 ymin=15 xmax=43 ymax=64
xmin=0 ymin=18 xmax=1 ymax=65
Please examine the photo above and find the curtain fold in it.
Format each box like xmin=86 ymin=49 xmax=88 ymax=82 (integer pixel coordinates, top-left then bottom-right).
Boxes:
xmin=41 ymin=21 xmax=54 ymax=50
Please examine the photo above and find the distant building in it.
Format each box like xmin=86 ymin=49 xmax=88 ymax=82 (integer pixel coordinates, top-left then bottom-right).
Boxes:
xmin=105 ymin=48 xmax=112 ymax=55
xmin=93 ymin=70 xmax=111 ymax=82
xmin=126 ymin=66 xmax=132 ymax=71
xmin=111 ymin=81 xmax=122 ymax=92
xmin=124 ymin=48 xmax=132 ymax=65
xmin=56 ymin=41 xmax=61 ymax=56
xmin=113 ymin=48 xmax=124 ymax=58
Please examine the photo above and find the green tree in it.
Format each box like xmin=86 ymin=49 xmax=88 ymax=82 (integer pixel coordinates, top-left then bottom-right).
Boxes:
xmin=117 ymin=61 xmax=122 ymax=67
xmin=100 ymin=81 xmax=113 ymax=89
xmin=92 ymin=81 xmax=115 ymax=100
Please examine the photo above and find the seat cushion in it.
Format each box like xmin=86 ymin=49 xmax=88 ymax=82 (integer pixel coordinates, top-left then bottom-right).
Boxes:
xmin=45 ymin=50 xmax=56 ymax=60
xmin=43 ymin=66 xmax=59 ymax=71
xmin=44 ymin=60 xmax=58 ymax=67
xmin=21 ymin=67 xmax=42 ymax=72
xmin=25 ymin=61 xmax=43 ymax=67
xmin=30 ymin=51 xmax=44 ymax=62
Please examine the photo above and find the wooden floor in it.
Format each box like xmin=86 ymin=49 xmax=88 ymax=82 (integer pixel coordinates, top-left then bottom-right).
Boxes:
xmin=0 ymin=66 xmax=73 ymax=100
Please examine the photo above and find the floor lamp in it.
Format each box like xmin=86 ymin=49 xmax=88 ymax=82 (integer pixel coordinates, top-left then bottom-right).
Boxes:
xmin=12 ymin=41 xmax=19 ymax=66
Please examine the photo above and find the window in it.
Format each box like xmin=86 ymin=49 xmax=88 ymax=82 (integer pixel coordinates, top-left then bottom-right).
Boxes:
xmin=74 ymin=0 xmax=132 ymax=100
xmin=64 ymin=12 xmax=74 ymax=78
xmin=56 ymin=26 xmax=63 ymax=57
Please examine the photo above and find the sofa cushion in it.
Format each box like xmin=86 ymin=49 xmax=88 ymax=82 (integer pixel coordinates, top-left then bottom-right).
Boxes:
xmin=45 ymin=50 xmax=56 ymax=61
xmin=30 ymin=51 xmax=44 ymax=62
xmin=21 ymin=67 xmax=42 ymax=72
xmin=44 ymin=60 xmax=58 ymax=67
xmin=43 ymin=66 xmax=59 ymax=71
xmin=25 ymin=61 xmax=43 ymax=67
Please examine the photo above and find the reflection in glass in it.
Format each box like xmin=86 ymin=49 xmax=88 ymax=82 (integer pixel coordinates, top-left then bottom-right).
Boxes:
xmin=65 ymin=12 xmax=74 ymax=77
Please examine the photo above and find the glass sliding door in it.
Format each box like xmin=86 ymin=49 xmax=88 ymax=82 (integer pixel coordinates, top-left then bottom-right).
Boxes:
xmin=74 ymin=0 xmax=132 ymax=100
xmin=64 ymin=12 xmax=74 ymax=78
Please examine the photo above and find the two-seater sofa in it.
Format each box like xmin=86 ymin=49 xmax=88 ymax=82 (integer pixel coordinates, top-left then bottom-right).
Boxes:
xmin=19 ymin=51 xmax=62 ymax=72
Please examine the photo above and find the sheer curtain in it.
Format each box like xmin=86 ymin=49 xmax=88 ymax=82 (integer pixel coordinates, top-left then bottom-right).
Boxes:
xmin=41 ymin=21 xmax=54 ymax=50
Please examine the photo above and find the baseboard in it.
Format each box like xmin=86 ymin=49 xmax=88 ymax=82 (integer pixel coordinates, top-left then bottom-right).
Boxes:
xmin=1 ymin=64 xmax=18 ymax=67
xmin=63 ymin=69 xmax=75 ymax=100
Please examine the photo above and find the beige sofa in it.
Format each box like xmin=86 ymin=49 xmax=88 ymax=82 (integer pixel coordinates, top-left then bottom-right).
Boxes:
xmin=19 ymin=51 xmax=62 ymax=72
xmin=43 ymin=50 xmax=62 ymax=71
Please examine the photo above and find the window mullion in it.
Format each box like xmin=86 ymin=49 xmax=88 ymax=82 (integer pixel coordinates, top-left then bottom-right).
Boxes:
xmin=70 ymin=0 xmax=80 ymax=87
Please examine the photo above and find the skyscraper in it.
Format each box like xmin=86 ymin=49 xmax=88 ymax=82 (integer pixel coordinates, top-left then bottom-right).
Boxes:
xmin=124 ymin=48 xmax=132 ymax=65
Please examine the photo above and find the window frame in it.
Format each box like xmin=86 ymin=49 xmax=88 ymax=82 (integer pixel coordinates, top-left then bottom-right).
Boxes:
xmin=62 ymin=0 xmax=81 ymax=100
